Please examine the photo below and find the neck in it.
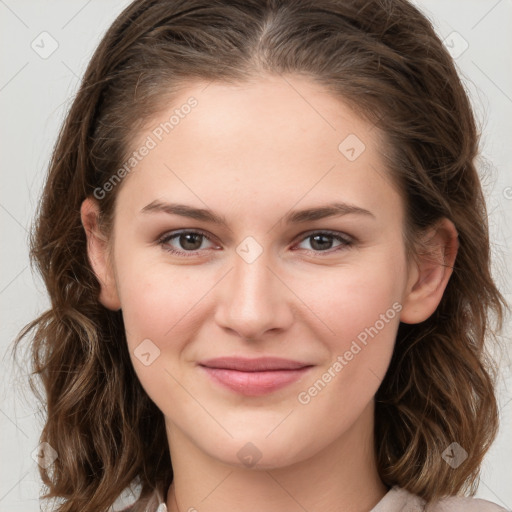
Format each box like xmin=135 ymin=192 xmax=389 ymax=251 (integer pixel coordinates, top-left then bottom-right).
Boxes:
xmin=165 ymin=401 xmax=388 ymax=512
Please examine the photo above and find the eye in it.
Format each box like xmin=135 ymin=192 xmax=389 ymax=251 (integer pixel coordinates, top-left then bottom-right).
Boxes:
xmin=157 ymin=229 xmax=354 ymax=257
xmin=158 ymin=229 xmax=217 ymax=255
xmin=293 ymin=231 xmax=353 ymax=254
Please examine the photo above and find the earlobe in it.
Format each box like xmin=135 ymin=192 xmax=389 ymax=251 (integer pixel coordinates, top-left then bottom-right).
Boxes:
xmin=400 ymin=218 xmax=459 ymax=324
xmin=80 ymin=198 xmax=121 ymax=311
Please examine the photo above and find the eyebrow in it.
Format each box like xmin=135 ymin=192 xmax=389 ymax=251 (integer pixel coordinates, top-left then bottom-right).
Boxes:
xmin=140 ymin=200 xmax=375 ymax=226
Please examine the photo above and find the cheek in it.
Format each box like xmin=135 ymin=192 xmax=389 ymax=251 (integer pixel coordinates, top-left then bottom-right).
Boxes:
xmin=115 ymin=250 xmax=205 ymax=344
xmin=291 ymin=250 xmax=405 ymax=401
xmin=114 ymin=256 xmax=208 ymax=407
xmin=294 ymin=274 xmax=401 ymax=435
xmin=295 ymin=252 xmax=406 ymax=346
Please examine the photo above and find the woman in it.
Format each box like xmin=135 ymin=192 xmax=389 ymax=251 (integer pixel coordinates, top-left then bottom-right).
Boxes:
xmin=15 ymin=0 xmax=508 ymax=511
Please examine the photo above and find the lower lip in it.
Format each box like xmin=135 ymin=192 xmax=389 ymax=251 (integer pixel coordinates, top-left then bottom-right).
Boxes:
xmin=200 ymin=366 xmax=313 ymax=396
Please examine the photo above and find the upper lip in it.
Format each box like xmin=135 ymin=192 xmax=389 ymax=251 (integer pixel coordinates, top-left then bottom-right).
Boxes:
xmin=199 ymin=357 xmax=313 ymax=372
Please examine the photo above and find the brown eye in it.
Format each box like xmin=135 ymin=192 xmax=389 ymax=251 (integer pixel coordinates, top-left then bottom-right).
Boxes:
xmin=176 ymin=232 xmax=204 ymax=251
xmin=158 ymin=230 xmax=215 ymax=255
xmin=295 ymin=231 xmax=353 ymax=254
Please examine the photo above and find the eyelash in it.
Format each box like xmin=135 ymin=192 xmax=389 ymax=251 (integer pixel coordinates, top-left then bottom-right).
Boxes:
xmin=157 ymin=229 xmax=354 ymax=257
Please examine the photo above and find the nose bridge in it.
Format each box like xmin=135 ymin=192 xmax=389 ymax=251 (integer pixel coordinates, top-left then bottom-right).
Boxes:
xmin=233 ymin=246 xmax=274 ymax=301
xmin=214 ymin=240 xmax=291 ymax=339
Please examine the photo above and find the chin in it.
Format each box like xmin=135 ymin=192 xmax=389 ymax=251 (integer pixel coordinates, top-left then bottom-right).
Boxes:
xmin=202 ymin=433 xmax=319 ymax=471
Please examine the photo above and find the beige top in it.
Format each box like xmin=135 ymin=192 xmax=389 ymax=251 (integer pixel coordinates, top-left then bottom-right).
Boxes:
xmin=117 ymin=484 xmax=510 ymax=512
xmin=372 ymin=486 xmax=509 ymax=511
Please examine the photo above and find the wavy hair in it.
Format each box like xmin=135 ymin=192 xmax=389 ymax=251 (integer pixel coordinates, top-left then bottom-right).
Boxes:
xmin=14 ymin=0 xmax=507 ymax=510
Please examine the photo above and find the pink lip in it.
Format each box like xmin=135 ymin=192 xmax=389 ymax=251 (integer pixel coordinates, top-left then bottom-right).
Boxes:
xmin=198 ymin=357 xmax=314 ymax=396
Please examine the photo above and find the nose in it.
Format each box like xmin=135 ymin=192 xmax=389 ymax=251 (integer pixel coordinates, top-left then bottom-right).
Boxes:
xmin=214 ymin=247 xmax=294 ymax=341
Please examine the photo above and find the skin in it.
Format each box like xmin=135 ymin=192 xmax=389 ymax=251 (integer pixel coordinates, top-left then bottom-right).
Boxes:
xmin=81 ymin=74 xmax=458 ymax=512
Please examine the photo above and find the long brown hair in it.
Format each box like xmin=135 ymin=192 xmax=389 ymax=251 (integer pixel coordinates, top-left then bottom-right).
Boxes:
xmin=14 ymin=0 xmax=507 ymax=510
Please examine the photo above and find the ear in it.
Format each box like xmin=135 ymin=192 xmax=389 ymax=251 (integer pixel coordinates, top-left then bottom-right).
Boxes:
xmin=400 ymin=218 xmax=459 ymax=324
xmin=80 ymin=197 xmax=121 ymax=311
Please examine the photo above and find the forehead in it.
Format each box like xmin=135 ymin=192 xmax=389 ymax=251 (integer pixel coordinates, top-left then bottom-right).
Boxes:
xmin=116 ymin=74 xmax=402 ymax=226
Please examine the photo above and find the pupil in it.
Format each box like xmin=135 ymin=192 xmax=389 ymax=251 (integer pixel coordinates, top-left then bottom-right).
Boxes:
xmin=181 ymin=233 xmax=202 ymax=250
xmin=311 ymin=234 xmax=332 ymax=251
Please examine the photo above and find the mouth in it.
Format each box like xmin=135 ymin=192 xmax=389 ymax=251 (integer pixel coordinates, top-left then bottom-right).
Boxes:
xmin=198 ymin=357 xmax=314 ymax=396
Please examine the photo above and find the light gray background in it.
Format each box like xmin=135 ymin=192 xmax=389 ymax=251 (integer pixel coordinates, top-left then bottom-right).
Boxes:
xmin=1 ymin=1 xmax=511 ymax=510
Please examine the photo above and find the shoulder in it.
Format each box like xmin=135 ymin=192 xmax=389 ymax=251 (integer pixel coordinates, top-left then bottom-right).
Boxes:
xmin=117 ymin=504 xmax=167 ymax=512
xmin=372 ymin=486 xmax=510 ymax=512
xmin=117 ymin=503 xmax=167 ymax=512
xmin=427 ymin=494 xmax=510 ymax=512
xmin=117 ymin=505 xmax=135 ymax=512
xmin=115 ymin=494 xmax=168 ymax=512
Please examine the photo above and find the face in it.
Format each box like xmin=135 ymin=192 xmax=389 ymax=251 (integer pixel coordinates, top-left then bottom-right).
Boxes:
xmin=87 ymin=74 xmax=425 ymax=469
